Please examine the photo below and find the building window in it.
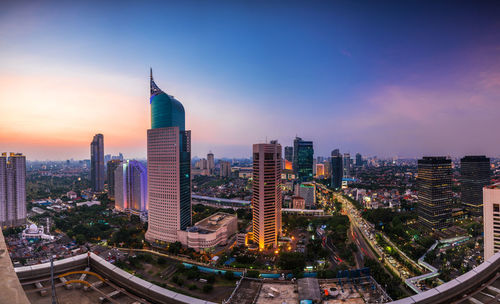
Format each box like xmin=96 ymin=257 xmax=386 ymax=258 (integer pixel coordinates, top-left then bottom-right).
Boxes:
xmin=494 ymin=204 xmax=500 ymax=213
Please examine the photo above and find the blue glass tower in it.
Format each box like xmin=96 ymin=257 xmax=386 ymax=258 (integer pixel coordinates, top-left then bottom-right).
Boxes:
xmin=150 ymin=69 xmax=186 ymax=130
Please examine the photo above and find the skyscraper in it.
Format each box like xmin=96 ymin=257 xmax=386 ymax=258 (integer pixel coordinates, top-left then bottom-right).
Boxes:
xmin=207 ymin=152 xmax=215 ymax=175
xmin=323 ymin=159 xmax=331 ymax=179
xmin=461 ymin=155 xmax=491 ymax=217
xmin=293 ymin=137 xmax=314 ymax=182
xmin=0 ymin=153 xmax=26 ymax=228
xmin=330 ymin=149 xmax=343 ymax=190
xmin=343 ymin=153 xmax=351 ymax=177
xmin=483 ymin=184 xmax=500 ymax=260
xmin=284 ymin=146 xmax=293 ymax=163
xmin=145 ymin=69 xmax=191 ymax=245
xmin=107 ymin=159 xmax=122 ymax=199
xmin=90 ymin=134 xmax=105 ymax=192
xmin=114 ymin=160 xmax=148 ymax=216
xmin=417 ymin=156 xmax=453 ymax=230
xmin=220 ymin=161 xmax=232 ymax=178
xmin=252 ymin=141 xmax=282 ymax=249
xmin=355 ymin=153 xmax=362 ymax=167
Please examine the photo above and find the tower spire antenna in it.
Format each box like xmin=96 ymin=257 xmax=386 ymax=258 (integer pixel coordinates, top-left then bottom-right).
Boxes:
xmin=150 ymin=67 xmax=153 ymax=80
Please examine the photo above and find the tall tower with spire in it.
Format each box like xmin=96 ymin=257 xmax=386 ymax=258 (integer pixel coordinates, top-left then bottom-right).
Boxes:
xmin=145 ymin=69 xmax=191 ymax=245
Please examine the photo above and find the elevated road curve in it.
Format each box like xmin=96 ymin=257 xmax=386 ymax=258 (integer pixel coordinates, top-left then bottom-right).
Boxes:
xmin=391 ymin=245 xmax=500 ymax=303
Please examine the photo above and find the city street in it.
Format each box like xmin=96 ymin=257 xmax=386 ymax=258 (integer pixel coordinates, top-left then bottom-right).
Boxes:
xmin=334 ymin=192 xmax=415 ymax=280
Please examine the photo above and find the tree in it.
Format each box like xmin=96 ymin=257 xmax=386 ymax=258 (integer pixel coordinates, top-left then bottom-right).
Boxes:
xmin=224 ymin=270 xmax=234 ymax=280
xmin=157 ymin=256 xmax=167 ymax=265
xmin=168 ymin=241 xmax=182 ymax=254
xmin=75 ymin=234 xmax=86 ymax=245
xmin=187 ymin=266 xmax=201 ymax=280
xmin=203 ymin=284 xmax=213 ymax=293
xmin=246 ymin=270 xmax=260 ymax=278
xmin=207 ymin=274 xmax=216 ymax=284
xmin=278 ymin=252 xmax=305 ymax=271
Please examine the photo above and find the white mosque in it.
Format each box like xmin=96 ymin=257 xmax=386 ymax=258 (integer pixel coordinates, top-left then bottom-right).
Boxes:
xmin=22 ymin=223 xmax=54 ymax=240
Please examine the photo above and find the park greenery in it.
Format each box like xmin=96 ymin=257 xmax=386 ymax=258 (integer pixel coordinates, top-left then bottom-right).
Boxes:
xmin=282 ymin=213 xmax=354 ymax=267
xmin=26 ymin=173 xmax=90 ymax=202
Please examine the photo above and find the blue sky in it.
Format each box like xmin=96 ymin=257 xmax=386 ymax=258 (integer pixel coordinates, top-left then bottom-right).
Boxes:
xmin=1 ymin=1 xmax=499 ymax=160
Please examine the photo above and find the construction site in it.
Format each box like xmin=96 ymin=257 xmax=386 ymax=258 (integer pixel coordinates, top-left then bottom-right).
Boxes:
xmin=224 ymin=276 xmax=391 ymax=304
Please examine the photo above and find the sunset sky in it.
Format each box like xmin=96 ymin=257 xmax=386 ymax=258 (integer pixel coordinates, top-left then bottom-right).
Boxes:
xmin=1 ymin=1 xmax=499 ymax=160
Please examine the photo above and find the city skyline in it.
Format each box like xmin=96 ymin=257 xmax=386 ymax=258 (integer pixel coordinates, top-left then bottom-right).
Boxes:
xmin=1 ymin=1 xmax=500 ymax=160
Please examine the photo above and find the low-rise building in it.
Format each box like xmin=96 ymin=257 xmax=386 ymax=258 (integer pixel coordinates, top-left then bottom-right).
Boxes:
xmin=236 ymin=232 xmax=247 ymax=247
xmin=66 ymin=191 xmax=78 ymax=200
xmin=76 ymin=201 xmax=101 ymax=207
xmin=178 ymin=212 xmax=237 ymax=252
xmin=297 ymin=183 xmax=315 ymax=208
xmin=292 ymin=196 xmax=305 ymax=209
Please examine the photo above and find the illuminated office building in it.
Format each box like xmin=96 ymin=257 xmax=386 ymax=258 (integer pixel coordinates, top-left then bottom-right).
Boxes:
xmin=145 ymin=69 xmax=191 ymax=244
xmin=293 ymin=137 xmax=314 ymax=182
xmin=252 ymin=141 xmax=282 ymax=249
xmin=417 ymin=156 xmax=452 ymax=230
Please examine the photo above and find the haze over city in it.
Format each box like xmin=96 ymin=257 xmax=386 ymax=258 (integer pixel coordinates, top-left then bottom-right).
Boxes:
xmin=1 ymin=1 xmax=500 ymax=160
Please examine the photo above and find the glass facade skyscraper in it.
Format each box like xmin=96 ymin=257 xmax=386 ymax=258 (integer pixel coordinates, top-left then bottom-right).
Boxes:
xmin=284 ymin=146 xmax=293 ymax=163
xmin=107 ymin=159 xmax=122 ymax=199
xmin=293 ymin=137 xmax=314 ymax=182
xmin=461 ymin=155 xmax=490 ymax=217
xmin=145 ymin=69 xmax=191 ymax=245
xmin=355 ymin=153 xmax=362 ymax=167
xmin=417 ymin=156 xmax=453 ymax=230
xmin=330 ymin=149 xmax=343 ymax=190
xmin=90 ymin=134 xmax=105 ymax=192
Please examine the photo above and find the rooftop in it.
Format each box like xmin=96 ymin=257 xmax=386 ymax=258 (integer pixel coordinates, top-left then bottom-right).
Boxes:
xmin=485 ymin=183 xmax=500 ymax=190
xmin=297 ymin=277 xmax=321 ymax=302
xmin=194 ymin=212 xmax=236 ymax=232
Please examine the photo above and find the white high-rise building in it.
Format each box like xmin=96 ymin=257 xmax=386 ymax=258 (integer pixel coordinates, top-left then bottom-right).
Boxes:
xmin=484 ymin=184 xmax=500 ymax=260
xmin=114 ymin=160 xmax=148 ymax=216
xmin=0 ymin=153 xmax=26 ymax=228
